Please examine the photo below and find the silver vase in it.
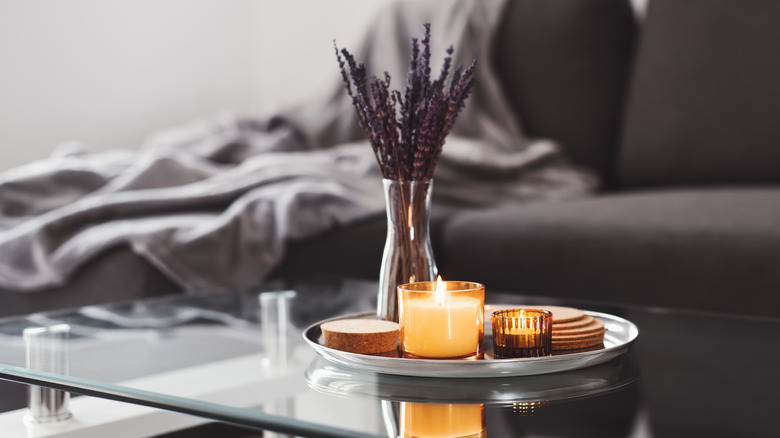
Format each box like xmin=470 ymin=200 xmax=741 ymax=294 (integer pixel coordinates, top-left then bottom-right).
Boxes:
xmin=377 ymin=178 xmax=438 ymax=322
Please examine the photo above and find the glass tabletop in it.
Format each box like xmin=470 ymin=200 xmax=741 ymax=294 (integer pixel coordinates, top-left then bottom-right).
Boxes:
xmin=0 ymin=277 xmax=778 ymax=437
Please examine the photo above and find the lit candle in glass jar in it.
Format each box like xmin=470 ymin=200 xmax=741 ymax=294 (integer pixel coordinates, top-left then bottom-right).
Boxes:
xmin=398 ymin=279 xmax=484 ymax=359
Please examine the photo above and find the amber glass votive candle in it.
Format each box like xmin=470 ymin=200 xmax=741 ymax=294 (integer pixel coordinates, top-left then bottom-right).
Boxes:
xmin=491 ymin=309 xmax=552 ymax=358
xmin=398 ymin=280 xmax=485 ymax=359
xmin=401 ymin=402 xmax=486 ymax=438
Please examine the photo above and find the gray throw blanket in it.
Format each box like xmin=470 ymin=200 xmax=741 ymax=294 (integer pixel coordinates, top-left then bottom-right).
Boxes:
xmin=0 ymin=0 xmax=596 ymax=292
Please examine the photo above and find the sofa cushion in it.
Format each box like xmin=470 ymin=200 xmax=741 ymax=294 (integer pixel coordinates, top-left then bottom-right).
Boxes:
xmin=269 ymin=216 xmax=387 ymax=282
xmin=493 ymin=0 xmax=636 ymax=185
xmin=440 ymin=188 xmax=780 ymax=318
xmin=0 ymin=245 xmax=181 ymax=318
xmin=617 ymin=0 xmax=780 ymax=187
xmin=269 ymin=206 xmax=456 ymax=283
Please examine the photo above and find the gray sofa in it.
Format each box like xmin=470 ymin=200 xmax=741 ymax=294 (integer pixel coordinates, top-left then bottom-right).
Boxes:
xmin=3 ymin=0 xmax=779 ymax=319
xmin=275 ymin=0 xmax=780 ymax=319
xmin=439 ymin=0 xmax=780 ymax=318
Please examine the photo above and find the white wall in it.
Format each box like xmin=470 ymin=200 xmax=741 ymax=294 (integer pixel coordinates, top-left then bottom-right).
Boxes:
xmin=251 ymin=0 xmax=397 ymax=115
xmin=0 ymin=0 xmax=645 ymax=172
xmin=0 ymin=0 xmax=393 ymax=171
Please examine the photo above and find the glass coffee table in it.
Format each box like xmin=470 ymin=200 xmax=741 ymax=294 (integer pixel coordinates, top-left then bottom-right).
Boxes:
xmin=0 ymin=277 xmax=777 ymax=437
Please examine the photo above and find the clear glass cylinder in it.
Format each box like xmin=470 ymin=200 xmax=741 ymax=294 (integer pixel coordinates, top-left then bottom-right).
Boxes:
xmin=398 ymin=281 xmax=485 ymax=359
xmin=377 ymin=179 xmax=438 ymax=322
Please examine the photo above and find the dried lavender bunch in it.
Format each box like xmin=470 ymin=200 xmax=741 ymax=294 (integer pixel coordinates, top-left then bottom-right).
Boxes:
xmin=335 ymin=23 xmax=477 ymax=180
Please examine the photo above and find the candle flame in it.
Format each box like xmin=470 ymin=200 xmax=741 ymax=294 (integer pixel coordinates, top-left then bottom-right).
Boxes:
xmin=435 ymin=275 xmax=446 ymax=306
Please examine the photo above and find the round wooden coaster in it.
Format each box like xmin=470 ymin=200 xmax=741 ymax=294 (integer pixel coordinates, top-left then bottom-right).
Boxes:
xmin=533 ymin=305 xmax=586 ymax=323
xmin=552 ymin=336 xmax=605 ymax=350
xmin=553 ymin=315 xmax=594 ymax=330
xmin=551 ymin=343 xmax=605 ymax=355
xmin=552 ymin=328 xmax=606 ymax=341
xmin=321 ymin=319 xmax=399 ymax=354
xmin=553 ymin=318 xmax=605 ymax=336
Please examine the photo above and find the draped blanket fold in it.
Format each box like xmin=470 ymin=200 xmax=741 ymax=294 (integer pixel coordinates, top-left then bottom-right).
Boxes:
xmin=0 ymin=0 xmax=596 ymax=292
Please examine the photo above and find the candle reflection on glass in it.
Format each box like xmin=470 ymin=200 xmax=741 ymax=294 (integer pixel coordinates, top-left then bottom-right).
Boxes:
xmin=511 ymin=401 xmax=545 ymax=417
xmin=398 ymin=279 xmax=485 ymax=359
xmin=401 ymin=402 xmax=486 ymax=438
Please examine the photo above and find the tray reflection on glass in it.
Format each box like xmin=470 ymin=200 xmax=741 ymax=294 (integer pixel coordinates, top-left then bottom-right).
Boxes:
xmin=305 ymin=353 xmax=638 ymax=404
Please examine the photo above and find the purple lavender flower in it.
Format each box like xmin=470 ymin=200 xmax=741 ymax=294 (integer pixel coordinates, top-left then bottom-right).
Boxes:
xmin=335 ymin=23 xmax=476 ymax=180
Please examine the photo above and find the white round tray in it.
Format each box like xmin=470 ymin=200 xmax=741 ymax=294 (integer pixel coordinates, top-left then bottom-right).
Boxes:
xmin=302 ymin=307 xmax=639 ymax=378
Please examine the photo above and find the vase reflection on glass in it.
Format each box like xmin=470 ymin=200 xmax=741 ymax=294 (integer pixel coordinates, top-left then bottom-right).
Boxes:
xmin=377 ymin=179 xmax=438 ymax=322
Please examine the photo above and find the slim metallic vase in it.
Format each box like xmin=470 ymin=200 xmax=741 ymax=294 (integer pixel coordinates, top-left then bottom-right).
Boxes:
xmin=377 ymin=178 xmax=438 ymax=322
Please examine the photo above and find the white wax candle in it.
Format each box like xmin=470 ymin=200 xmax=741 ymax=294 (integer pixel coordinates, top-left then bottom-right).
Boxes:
xmin=401 ymin=294 xmax=482 ymax=358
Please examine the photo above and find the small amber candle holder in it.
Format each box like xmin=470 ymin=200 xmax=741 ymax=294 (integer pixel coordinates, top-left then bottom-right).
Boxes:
xmin=491 ymin=309 xmax=552 ymax=358
xmin=398 ymin=281 xmax=485 ymax=360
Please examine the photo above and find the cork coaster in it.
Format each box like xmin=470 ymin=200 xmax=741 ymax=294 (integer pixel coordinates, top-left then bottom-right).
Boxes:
xmin=551 ymin=343 xmax=605 ymax=355
xmin=553 ymin=328 xmax=606 ymax=341
xmin=552 ymin=326 xmax=605 ymax=352
xmin=553 ymin=318 xmax=604 ymax=336
xmin=321 ymin=319 xmax=400 ymax=354
xmin=553 ymin=315 xmax=597 ymax=330
xmin=532 ymin=306 xmax=586 ymax=324
xmin=548 ymin=310 xmax=606 ymax=352
xmin=552 ymin=336 xmax=605 ymax=350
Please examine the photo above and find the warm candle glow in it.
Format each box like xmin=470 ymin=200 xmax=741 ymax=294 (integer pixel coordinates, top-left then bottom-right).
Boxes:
xmin=491 ymin=308 xmax=552 ymax=358
xmin=398 ymin=281 xmax=485 ymax=359
xmin=435 ymin=275 xmax=446 ymax=306
xmin=401 ymin=402 xmax=485 ymax=438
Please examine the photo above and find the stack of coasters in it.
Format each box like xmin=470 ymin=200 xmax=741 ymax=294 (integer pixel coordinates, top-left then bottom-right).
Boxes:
xmin=533 ymin=305 xmax=606 ymax=353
